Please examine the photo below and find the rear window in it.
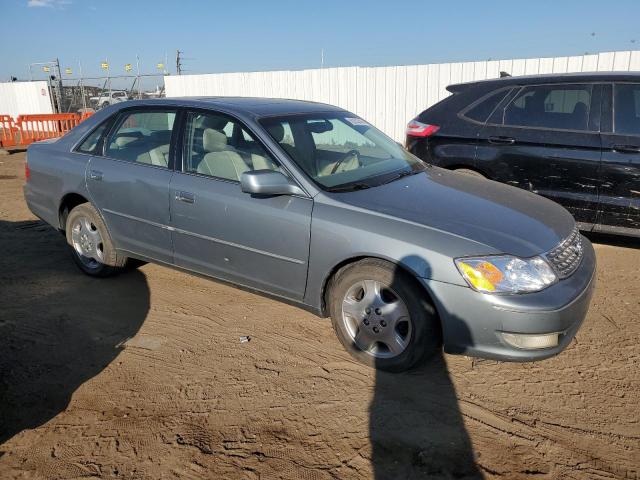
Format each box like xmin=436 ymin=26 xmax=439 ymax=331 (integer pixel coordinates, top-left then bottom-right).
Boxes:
xmin=463 ymin=88 xmax=512 ymax=123
xmin=501 ymin=84 xmax=592 ymax=131
xmin=614 ymin=83 xmax=640 ymax=135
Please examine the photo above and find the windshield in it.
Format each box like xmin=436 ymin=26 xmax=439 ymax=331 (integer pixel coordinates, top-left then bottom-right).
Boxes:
xmin=259 ymin=113 xmax=426 ymax=191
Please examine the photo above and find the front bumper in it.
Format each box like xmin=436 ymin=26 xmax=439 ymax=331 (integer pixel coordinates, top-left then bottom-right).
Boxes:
xmin=420 ymin=237 xmax=596 ymax=361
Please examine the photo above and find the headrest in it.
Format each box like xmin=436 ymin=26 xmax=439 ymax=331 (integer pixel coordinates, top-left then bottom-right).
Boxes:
xmin=203 ymin=128 xmax=227 ymax=152
xmin=195 ymin=115 xmax=228 ymax=130
xmin=267 ymin=123 xmax=284 ymax=142
xmin=572 ymin=101 xmax=588 ymax=116
xmin=114 ymin=136 xmax=138 ymax=148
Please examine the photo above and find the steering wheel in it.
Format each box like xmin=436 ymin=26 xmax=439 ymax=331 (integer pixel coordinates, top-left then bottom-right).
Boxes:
xmin=330 ymin=149 xmax=361 ymax=175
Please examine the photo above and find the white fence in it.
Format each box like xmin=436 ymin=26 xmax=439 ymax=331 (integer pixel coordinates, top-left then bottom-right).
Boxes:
xmin=0 ymin=81 xmax=53 ymax=119
xmin=166 ymin=50 xmax=640 ymax=141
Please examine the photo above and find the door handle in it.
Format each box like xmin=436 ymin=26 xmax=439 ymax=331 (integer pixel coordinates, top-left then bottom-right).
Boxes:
xmin=89 ymin=170 xmax=103 ymax=181
xmin=488 ymin=136 xmax=516 ymax=145
xmin=613 ymin=144 xmax=640 ymax=154
xmin=175 ymin=191 xmax=195 ymax=204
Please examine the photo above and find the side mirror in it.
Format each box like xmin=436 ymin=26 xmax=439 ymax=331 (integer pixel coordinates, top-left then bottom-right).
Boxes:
xmin=240 ymin=170 xmax=306 ymax=197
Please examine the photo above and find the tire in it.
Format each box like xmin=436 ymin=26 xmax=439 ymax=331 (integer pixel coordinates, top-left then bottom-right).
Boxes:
xmin=328 ymin=259 xmax=441 ymax=372
xmin=100 ymin=101 xmax=110 ymax=109
xmin=454 ymin=168 xmax=486 ymax=178
xmin=65 ymin=203 xmax=127 ymax=277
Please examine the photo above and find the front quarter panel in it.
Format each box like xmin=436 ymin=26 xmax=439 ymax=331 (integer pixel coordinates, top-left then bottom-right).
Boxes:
xmin=304 ymin=194 xmax=499 ymax=312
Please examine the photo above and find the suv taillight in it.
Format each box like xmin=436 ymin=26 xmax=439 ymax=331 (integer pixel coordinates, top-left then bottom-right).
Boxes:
xmin=25 ymin=159 xmax=30 ymax=182
xmin=406 ymin=120 xmax=440 ymax=137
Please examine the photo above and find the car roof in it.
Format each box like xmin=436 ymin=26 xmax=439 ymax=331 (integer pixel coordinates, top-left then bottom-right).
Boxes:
xmin=447 ymin=71 xmax=640 ymax=92
xmin=122 ymin=96 xmax=346 ymax=117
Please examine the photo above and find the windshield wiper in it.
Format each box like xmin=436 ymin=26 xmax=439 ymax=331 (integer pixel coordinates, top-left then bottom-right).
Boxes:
xmin=326 ymin=182 xmax=372 ymax=192
xmin=379 ymin=168 xmax=424 ymax=185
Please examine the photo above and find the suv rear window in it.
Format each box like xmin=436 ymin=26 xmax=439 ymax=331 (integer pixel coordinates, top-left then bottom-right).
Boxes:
xmin=464 ymin=88 xmax=512 ymax=123
xmin=502 ymin=84 xmax=592 ymax=131
xmin=614 ymin=83 xmax=640 ymax=135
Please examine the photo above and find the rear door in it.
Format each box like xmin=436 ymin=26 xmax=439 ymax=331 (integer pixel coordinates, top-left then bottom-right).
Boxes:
xmin=477 ymin=83 xmax=602 ymax=226
xmin=598 ymin=83 xmax=640 ymax=233
xmin=169 ymin=109 xmax=312 ymax=300
xmin=86 ymin=107 xmax=177 ymax=263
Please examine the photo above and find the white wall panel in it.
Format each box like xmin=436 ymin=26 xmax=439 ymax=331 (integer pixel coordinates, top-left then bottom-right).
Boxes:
xmin=165 ymin=50 xmax=640 ymax=141
xmin=0 ymin=81 xmax=53 ymax=119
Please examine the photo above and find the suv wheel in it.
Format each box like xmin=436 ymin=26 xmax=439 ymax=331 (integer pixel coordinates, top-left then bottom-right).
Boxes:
xmin=328 ymin=259 xmax=441 ymax=372
xmin=65 ymin=203 xmax=126 ymax=277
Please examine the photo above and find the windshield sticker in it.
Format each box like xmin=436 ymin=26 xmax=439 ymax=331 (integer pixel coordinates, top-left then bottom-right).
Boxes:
xmin=344 ymin=117 xmax=370 ymax=126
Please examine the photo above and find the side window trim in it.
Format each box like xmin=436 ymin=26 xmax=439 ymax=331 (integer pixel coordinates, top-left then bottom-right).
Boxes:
xmin=101 ymin=106 xmax=179 ymax=169
xmin=487 ymin=86 xmax=523 ymax=126
xmin=459 ymin=87 xmax=514 ymax=125
xmin=490 ymin=82 xmax=599 ymax=133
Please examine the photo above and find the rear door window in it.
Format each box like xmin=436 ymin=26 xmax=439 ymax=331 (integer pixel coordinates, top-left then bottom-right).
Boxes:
xmin=104 ymin=110 xmax=176 ymax=168
xmin=76 ymin=121 xmax=109 ymax=154
xmin=502 ymin=84 xmax=593 ymax=131
xmin=614 ymin=83 xmax=640 ymax=135
xmin=463 ymin=88 xmax=512 ymax=123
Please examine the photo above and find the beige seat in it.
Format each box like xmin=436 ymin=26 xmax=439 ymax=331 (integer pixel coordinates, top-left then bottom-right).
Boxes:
xmin=250 ymin=153 xmax=279 ymax=171
xmin=149 ymin=144 xmax=170 ymax=167
xmin=197 ymin=129 xmax=249 ymax=181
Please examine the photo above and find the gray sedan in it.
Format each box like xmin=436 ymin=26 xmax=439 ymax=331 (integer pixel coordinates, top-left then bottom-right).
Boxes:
xmin=23 ymin=98 xmax=596 ymax=371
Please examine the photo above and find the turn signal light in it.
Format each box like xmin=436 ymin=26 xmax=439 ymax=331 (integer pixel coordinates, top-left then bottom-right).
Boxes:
xmin=501 ymin=332 xmax=560 ymax=350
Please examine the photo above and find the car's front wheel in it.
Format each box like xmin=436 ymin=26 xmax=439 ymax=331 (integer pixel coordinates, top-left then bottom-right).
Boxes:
xmin=328 ymin=259 xmax=441 ymax=372
xmin=65 ymin=203 xmax=126 ymax=277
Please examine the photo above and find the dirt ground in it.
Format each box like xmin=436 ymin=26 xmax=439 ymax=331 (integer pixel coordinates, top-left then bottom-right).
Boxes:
xmin=0 ymin=151 xmax=638 ymax=480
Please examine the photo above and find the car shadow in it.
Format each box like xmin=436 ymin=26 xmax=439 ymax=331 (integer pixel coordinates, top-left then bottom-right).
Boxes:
xmin=0 ymin=219 xmax=149 ymax=446
xmin=370 ymin=259 xmax=482 ymax=479
xmin=583 ymin=231 xmax=640 ymax=249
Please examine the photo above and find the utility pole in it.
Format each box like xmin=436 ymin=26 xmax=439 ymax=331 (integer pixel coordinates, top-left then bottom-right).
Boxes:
xmin=54 ymin=57 xmax=63 ymax=113
xmin=176 ymin=50 xmax=183 ymax=75
xmin=78 ymin=60 xmax=87 ymax=110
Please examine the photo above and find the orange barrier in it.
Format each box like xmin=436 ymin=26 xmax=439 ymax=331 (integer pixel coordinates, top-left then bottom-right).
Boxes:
xmin=16 ymin=113 xmax=82 ymax=145
xmin=0 ymin=112 xmax=94 ymax=148
xmin=0 ymin=115 xmax=18 ymax=147
xmin=79 ymin=111 xmax=94 ymax=122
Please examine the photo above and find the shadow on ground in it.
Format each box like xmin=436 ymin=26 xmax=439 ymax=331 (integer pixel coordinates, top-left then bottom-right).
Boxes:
xmin=0 ymin=219 xmax=149 ymax=446
xmin=369 ymin=260 xmax=482 ymax=479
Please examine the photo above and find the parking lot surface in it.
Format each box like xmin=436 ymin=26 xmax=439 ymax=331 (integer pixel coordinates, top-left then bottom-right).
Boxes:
xmin=0 ymin=152 xmax=638 ymax=479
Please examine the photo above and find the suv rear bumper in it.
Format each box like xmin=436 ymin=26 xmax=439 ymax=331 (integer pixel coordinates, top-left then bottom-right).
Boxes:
xmin=420 ymin=237 xmax=596 ymax=362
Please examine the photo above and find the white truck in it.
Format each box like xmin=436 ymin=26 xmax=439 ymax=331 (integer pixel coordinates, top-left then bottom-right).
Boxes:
xmin=89 ymin=91 xmax=129 ymax=109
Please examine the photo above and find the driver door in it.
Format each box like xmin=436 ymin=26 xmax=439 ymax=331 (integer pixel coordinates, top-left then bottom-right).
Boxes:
xmin=169 ymin=110 xmax=313 ymax=300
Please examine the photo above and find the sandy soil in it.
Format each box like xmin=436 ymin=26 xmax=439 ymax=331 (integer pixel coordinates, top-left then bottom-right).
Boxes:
xmin=0 ymin=151 xmax=638 ymax=479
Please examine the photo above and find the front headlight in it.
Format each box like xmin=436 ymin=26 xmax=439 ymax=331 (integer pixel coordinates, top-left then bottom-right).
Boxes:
xmin=455 ymin=255 xmax=557 ymax=294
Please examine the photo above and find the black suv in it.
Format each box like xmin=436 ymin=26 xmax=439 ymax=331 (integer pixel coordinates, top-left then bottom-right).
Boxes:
xmin=406 ymin=72 xmax=640 ymax=237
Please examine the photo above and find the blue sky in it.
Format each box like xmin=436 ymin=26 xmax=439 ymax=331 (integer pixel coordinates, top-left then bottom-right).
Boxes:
xmin=1 ymin=0 xmax=639 ymax=81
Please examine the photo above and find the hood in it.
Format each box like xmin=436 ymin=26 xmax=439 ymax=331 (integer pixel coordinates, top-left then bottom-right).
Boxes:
xmin=331 ymin=167 xmax=575 ymax=258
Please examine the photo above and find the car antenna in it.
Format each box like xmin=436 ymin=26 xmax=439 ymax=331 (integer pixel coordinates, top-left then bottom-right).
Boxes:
xmin=500 ymin=71 xmax=511 ymax=78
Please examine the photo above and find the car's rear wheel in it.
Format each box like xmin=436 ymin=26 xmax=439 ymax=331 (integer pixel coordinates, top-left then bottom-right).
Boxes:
xmin=454 ymin=168 xmax=486 ymax=178
xmin=328 ymin=259 xmax=441 ymax=372
xmin=65 ymin=203 xmax=126 ymax=277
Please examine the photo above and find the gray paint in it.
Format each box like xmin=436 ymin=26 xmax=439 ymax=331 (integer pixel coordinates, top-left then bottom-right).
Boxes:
xmin=23 ymin=98 xmax=596 ymax=361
